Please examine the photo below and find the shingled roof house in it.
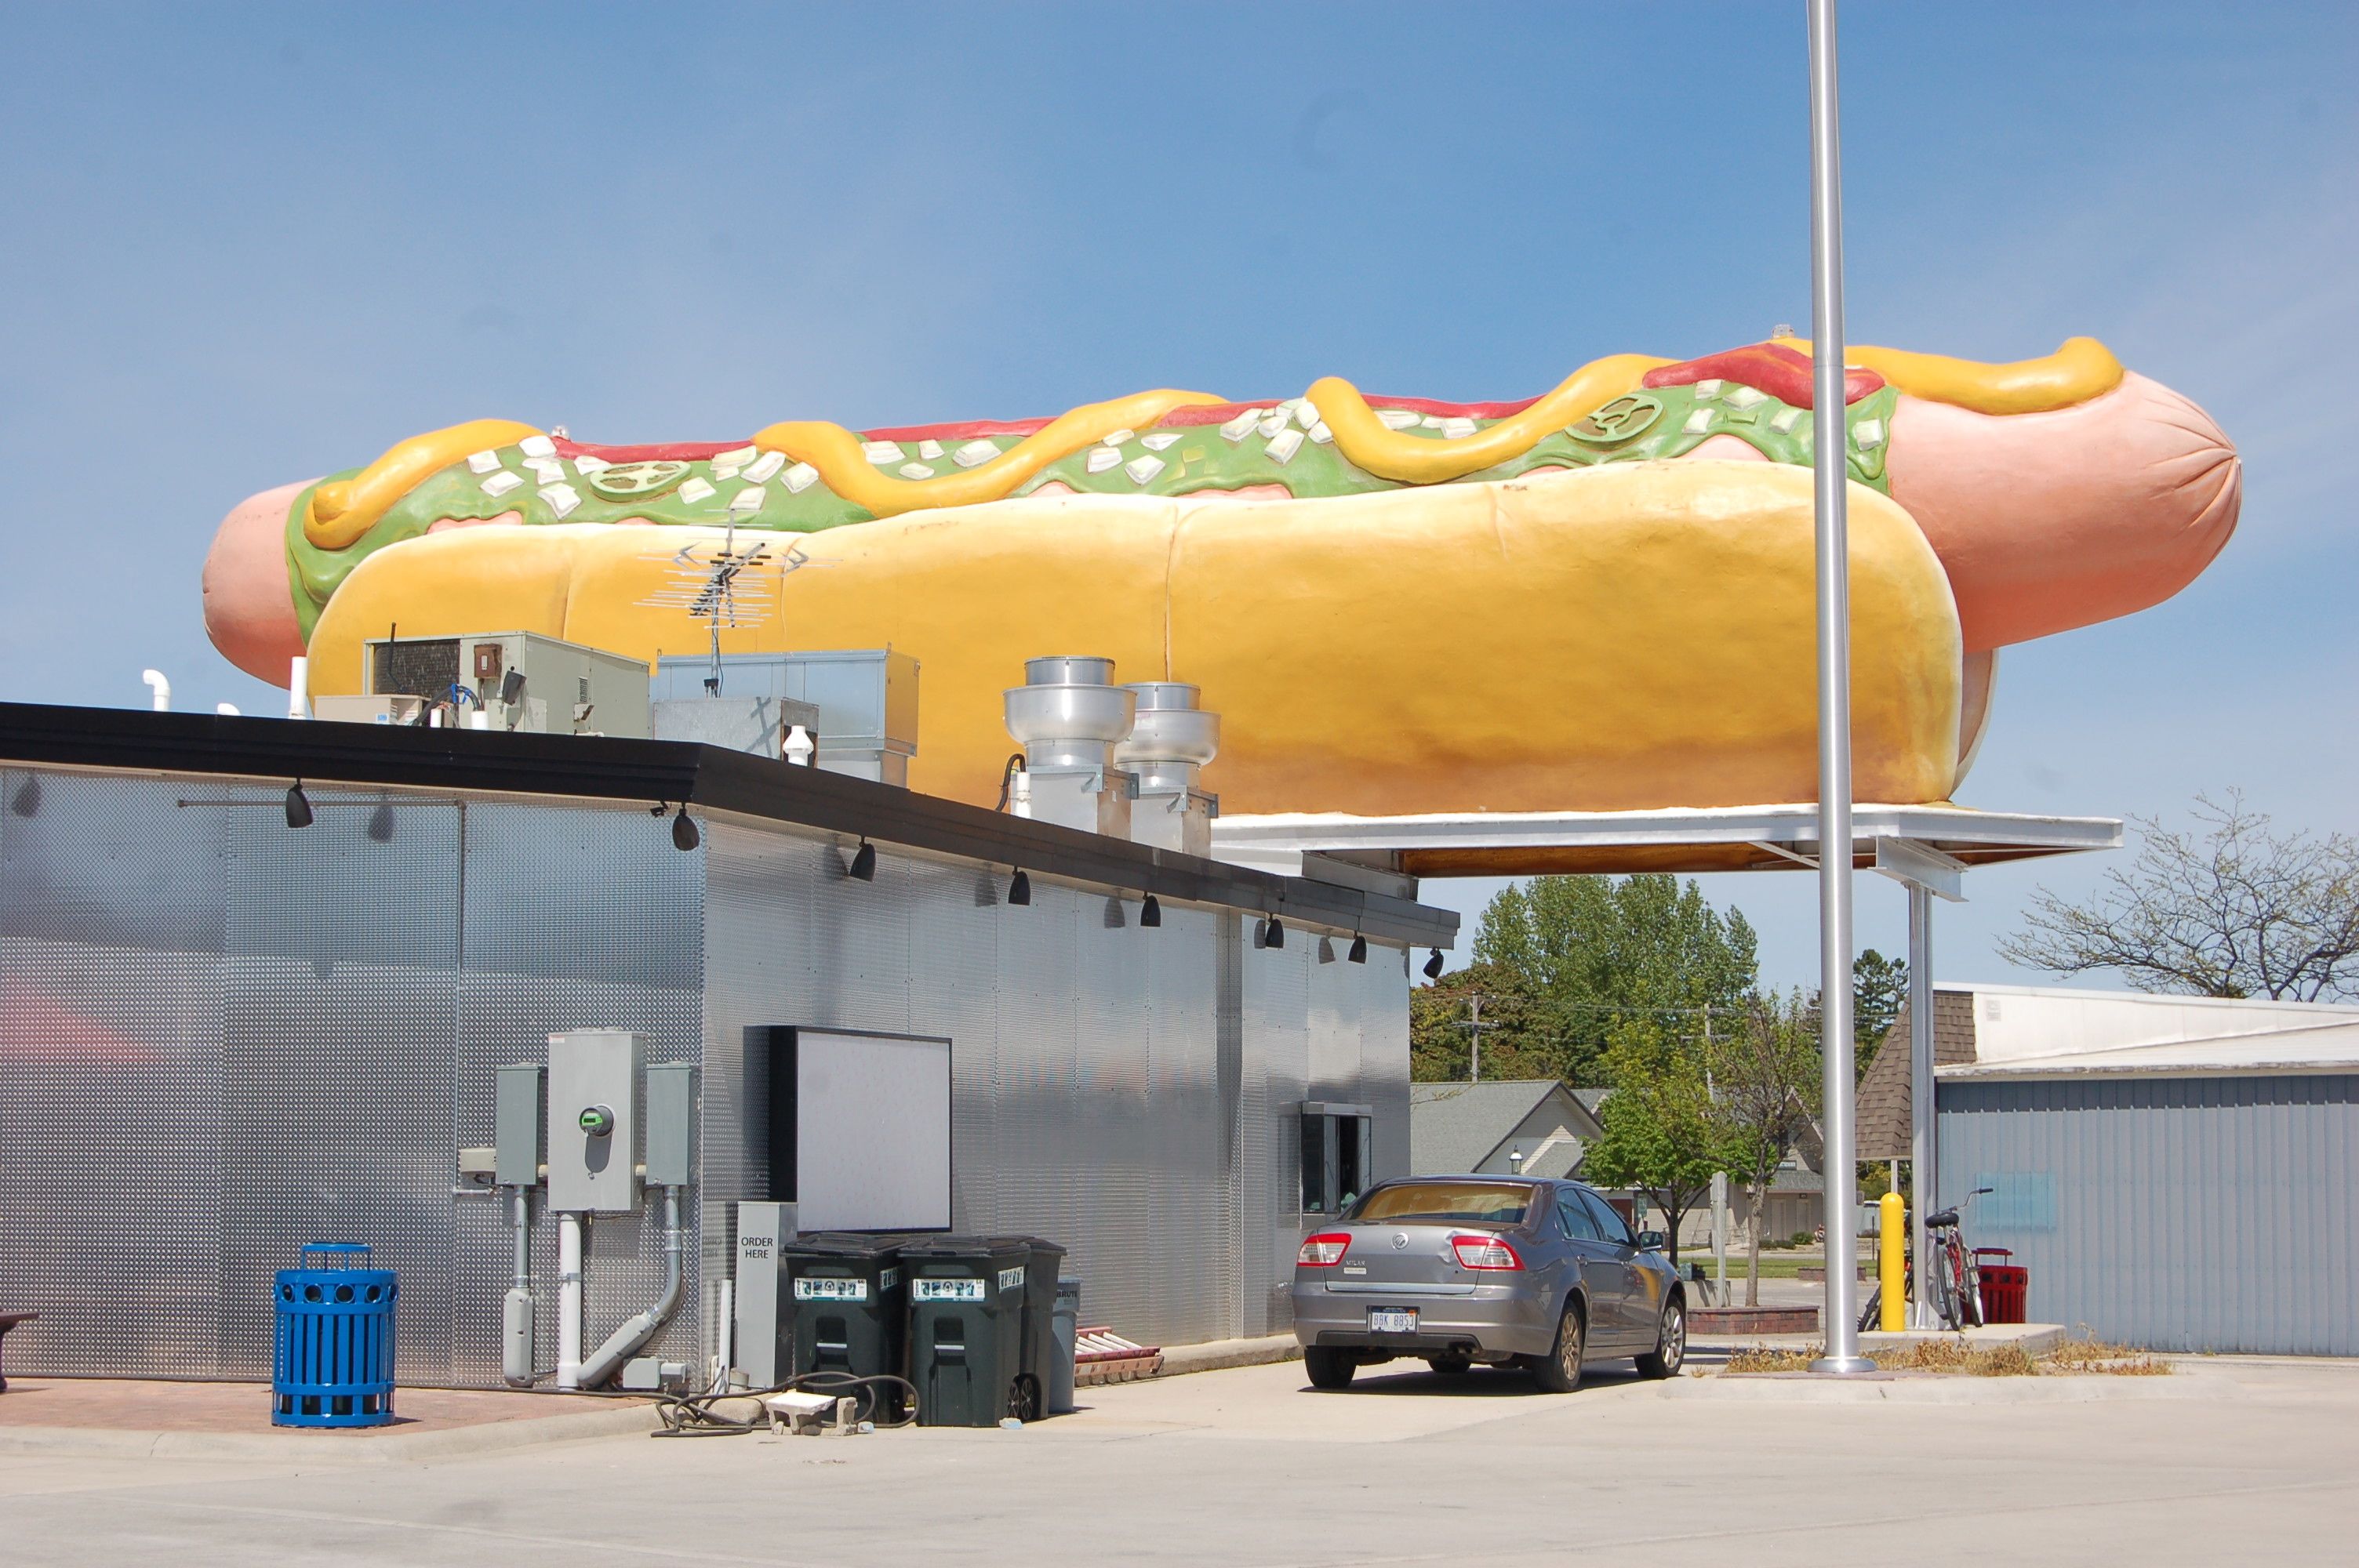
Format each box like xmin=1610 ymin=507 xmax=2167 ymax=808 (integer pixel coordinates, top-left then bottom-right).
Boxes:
xmin=1408 ymin=1080 xmax=1602 ymax=1179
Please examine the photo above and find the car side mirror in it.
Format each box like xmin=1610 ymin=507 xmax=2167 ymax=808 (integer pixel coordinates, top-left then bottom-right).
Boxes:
xmin=1637 ymin=1230 xmax=1667 ymax=1251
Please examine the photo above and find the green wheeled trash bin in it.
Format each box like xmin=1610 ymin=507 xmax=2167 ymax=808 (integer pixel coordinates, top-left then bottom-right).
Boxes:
xmin=901 ymin=1236 xmax=1042 ymax=1426
xmin=781 ymin=1232 xmax=912 ymax=1421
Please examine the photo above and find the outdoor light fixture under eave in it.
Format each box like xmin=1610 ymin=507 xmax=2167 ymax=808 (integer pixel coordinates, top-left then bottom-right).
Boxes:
xmin=1140 ymin=895 xmax=1162 ymax=928
xmin=671 ymin=804 xmax=700 ymax=851
xmin=366 ymin=801 xmax=396 ymax=844
xmin=1007 ymin=869 xmax=1032 ymax=906
xmin=1424 ymin=948 xmax=1445 ymax=980
xmin=1347 ymin=934 xmax=1368 ymax=964
xmin=284 ymin=782 xmax=314 ymax=829
xmin=1263 ymin=916 xmax=1285 ymax=951
xmin=849 ymin=840 xmax=878 ymax=881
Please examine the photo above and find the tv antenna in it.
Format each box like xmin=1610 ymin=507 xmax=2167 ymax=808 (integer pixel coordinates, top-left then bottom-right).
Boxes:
xmin=635 ymin=525 xmax=814 ymax=695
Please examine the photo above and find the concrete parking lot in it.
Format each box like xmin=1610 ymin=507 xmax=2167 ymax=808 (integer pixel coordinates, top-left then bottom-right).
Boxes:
xmin=3 ymin=1354 xmax=2351 ymax=1566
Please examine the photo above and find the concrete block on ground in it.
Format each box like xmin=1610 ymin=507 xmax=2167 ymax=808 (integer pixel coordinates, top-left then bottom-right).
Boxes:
xmin=1859 ymin=1323 xmax=2066 ymax=1358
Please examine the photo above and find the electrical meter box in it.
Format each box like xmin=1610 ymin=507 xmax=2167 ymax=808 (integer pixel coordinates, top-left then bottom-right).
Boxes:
xmin=365 ymin=631 xmax=652 ymax=739
xmin=547 ymin=1030 xmax=643 ymax=1213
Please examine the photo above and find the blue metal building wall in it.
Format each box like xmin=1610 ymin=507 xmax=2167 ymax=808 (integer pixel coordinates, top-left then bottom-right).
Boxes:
xmin=1937 ymin=1075 xmax=2357 ymax=1355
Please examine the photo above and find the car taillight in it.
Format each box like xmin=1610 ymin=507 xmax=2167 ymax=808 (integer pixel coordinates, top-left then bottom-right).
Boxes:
xmin=1297 ymin=1232 xmax=1351 ymax=1267
xmin=1449 ymin=1232 xmax=1523 ymax=1271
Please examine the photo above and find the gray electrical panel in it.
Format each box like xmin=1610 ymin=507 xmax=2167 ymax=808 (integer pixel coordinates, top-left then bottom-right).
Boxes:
xmin=494 ymin=1062 xmax=544 ymax=1187
xmin=645 ymin=1062 xmax=697 ymax=1189
xmin=547 ymin=1029 xmax=643 ymax=1213
xmin=732 ymin=1200 xmax=797 ymax=1389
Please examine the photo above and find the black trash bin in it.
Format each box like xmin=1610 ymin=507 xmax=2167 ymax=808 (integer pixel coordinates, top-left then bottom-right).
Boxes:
xmin=780 ymin=1232 xmax=912 ymax=1420
xmin=900 ymin=1236 xmax=1044 ymax=1426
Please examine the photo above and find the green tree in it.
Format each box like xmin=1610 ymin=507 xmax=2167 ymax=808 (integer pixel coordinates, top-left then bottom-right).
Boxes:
xmin=1852 ymin=949 xmax=1907 ymax=1083
xmin=1471 ymin=874 xmax=1759 ymax=1084
xmin=1579 ymin=1019 xmax=1725 ymax=1271
xmin=1707 ymin=991 xmax=1821 ymax=1307
xmin=1409 ymin=962 xmax=1547 ymax=1082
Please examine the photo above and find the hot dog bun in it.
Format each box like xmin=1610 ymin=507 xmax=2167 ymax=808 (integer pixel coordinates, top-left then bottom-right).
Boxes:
xmin=304 ymin=461 xmax=1963 ymax=815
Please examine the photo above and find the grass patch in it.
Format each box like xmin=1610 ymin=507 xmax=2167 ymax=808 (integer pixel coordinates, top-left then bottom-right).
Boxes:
xmin=1718 ymin=1334 xmax=2172 ymax=1377
xmin=2045 ymin=1334 xmax=2172 ymax=1376
xmin=1722 ymin=1345 xmax=1817 ymax=1374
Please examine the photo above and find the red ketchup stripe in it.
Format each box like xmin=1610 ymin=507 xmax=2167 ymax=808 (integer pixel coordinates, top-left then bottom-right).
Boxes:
xmin=1642 ymin=343 xmax=1883 ymax=405
xmin=554 ymin=437 xmax=746 ymax=463
xmin=860 ymin=417 xmax=1058 ymax=441
xmin=549 ymin=354 xmax=1858 ymax=464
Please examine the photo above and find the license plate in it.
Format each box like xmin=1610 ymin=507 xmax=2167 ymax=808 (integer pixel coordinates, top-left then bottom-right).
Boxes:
xmin=1368 ymin=1308 xmax=1418 ymax=1334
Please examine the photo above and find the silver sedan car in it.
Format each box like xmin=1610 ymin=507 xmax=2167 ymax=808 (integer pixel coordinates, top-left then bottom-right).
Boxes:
xmin=1289 ymin=1176 xmax=1688 ymax=1391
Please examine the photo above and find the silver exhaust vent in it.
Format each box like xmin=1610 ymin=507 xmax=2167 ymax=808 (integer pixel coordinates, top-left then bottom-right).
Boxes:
xmin=1004 ymin=656 xmax=1139 ymax=837
xmin=1116 ymin=683 xmax=1219 ymax=855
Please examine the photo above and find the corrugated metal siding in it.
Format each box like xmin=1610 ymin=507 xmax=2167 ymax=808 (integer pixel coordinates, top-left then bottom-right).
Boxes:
xmin=1938 ymin=1075 xmax=2358 ymax=1354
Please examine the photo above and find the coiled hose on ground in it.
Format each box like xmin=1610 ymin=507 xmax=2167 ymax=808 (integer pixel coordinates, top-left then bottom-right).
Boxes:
xmin=649 ymin=1370 xmax=921 ymax=1437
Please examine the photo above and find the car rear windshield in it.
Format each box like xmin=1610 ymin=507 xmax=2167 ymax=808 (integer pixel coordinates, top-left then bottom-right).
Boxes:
xmin=1348 ymin=1182 xmax=1533 ymax=1226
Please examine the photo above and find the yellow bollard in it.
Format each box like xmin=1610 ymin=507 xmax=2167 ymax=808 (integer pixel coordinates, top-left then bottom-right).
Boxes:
xmin=1879 ymin=1190 xmax=1907 ymax=1332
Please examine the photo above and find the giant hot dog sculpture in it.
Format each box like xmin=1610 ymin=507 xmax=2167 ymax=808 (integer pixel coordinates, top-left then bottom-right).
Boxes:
xmin=203 ymin=333 xmax=2238 ymax=818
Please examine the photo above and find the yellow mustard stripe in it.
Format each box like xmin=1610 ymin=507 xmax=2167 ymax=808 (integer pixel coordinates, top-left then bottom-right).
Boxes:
xmin=751 ymin=388 xmax=1229 ymax=518
xmin=1314 ymin=354 xmax=1674 ymax=484
xmin=1789 ymin=336 xmax=2125 ymax=416
xmin=304 ymin=419 xmax=543 ymax=549
xmin=303 ymin=339 xmax=2127 ymax=551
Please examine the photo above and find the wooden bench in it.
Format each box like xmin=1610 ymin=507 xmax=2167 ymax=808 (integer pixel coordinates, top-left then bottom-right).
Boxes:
xmin=0 ymin=1312 xmax=38 ymax=1392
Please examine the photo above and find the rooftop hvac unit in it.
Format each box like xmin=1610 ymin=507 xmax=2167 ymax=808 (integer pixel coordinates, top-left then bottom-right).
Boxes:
xmin=651 ymin=650 xmax=918 ymax=785
xmin=362 ymin=632 xmax=652 ymax=738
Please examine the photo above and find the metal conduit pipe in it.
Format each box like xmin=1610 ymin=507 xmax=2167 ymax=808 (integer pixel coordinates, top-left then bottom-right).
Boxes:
xmin=578 ymin=1186 xmax=686 ymax=1389
xmin=558 ymin=1214 xmax=584 ymax=1390
xmin=503 ymin=1187 xmax=538 ymax=1387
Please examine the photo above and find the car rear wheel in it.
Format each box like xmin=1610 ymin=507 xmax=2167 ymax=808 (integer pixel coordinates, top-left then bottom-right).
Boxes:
xmin=1532 ymin=1305 xmax=1585 ymax=1394
xmin=1636 ymin=1298 xmax=1686 ymax=1379
xmin=1303 ymin=1346 xmax=1357 ymax=1390
xmin=1426 ymin=1355 xmax=1473 ymax=1376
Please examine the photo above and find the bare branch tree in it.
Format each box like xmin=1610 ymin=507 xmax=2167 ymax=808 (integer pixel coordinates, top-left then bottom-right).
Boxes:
xmin=2000 ymin=791 xmax=2359 ymax=1001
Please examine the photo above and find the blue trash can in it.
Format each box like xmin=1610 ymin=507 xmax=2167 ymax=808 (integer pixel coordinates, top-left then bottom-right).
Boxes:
xmin=272 ymin=1242 xmax=398 ymax=1428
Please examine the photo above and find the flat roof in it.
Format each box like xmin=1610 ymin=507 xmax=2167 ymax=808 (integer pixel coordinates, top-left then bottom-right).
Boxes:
xmin=0 ymin=702 xmax=1458 ymax=949
xmin=1212 ymin=801 xmax=2122 ymax=879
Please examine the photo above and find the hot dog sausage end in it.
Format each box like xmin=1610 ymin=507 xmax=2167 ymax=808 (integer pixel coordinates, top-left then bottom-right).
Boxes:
xmin=202 ymin=481 xmax=313 ymax=683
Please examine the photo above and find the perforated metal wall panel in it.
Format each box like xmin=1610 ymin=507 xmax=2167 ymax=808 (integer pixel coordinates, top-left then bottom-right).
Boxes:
xmin=1 ymin=761 xmax=1420 ymax=1381
xmin=451 ymin=800 xmax=707 ymax=1388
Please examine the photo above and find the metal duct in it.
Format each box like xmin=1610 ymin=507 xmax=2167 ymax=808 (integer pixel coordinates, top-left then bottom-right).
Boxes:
xmin=1117 ymin=683 xmax=1221 ymax=856
xmin=1004 ymin=657 xmax=1138 ymax=837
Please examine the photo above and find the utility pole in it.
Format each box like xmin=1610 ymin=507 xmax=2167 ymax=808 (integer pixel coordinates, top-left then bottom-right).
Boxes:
xmin=1455 ymin=993 xmax=1502 ymax=1083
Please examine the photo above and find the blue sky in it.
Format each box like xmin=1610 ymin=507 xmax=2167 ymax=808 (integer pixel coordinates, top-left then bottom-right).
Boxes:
xmin=2 ymin=2 xmax=2351 ymax=989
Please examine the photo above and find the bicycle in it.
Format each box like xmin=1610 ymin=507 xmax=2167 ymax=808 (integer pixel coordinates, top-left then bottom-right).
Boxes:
xmin=1857 ymin=1187 xmax=1992 ymax=1333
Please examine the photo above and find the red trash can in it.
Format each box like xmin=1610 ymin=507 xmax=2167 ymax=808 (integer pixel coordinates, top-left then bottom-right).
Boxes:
xmin=1974 ymin=1248 xmax=2027 ymax=1324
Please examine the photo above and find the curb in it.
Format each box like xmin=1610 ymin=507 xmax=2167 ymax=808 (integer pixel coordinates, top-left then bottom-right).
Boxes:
xmin=0 ymin=1399 xmax=662 ymax=1463
xmin=1154 ymin=1335 xmax=1303 ymax=1377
